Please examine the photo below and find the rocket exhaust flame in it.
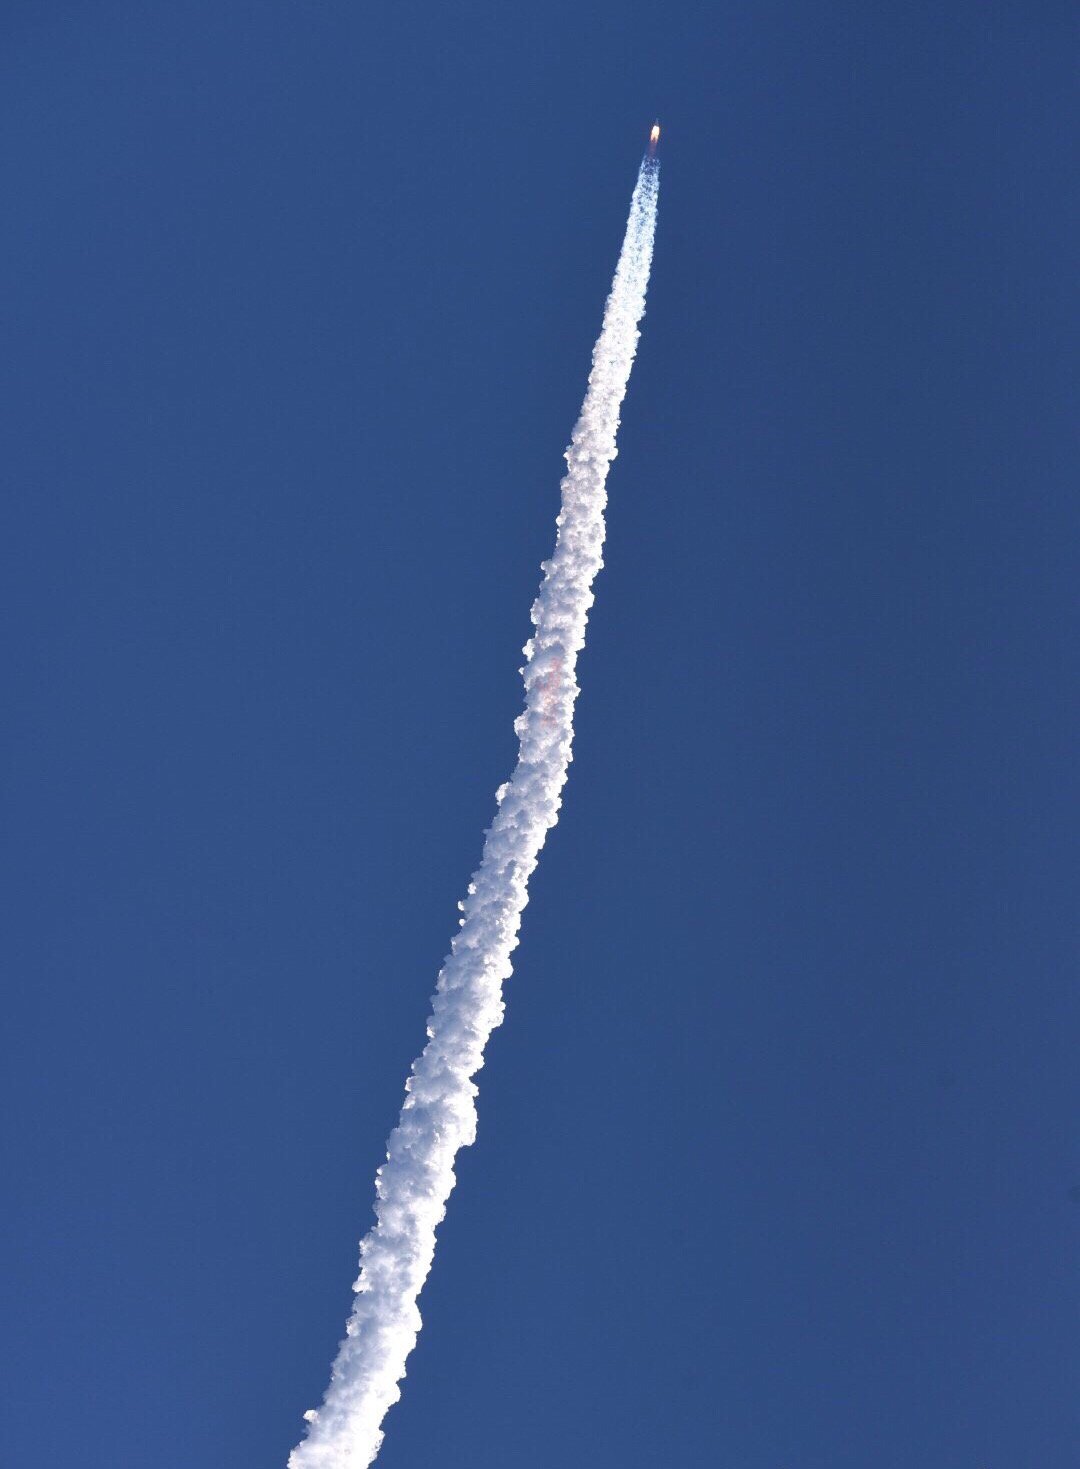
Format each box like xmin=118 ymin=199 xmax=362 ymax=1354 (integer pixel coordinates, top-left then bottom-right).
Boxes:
xmin=289 ymin=147 xmax=660 ymax=1469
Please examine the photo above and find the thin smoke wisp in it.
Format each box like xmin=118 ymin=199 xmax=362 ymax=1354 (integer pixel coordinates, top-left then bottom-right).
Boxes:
xmin=290 ymin=151 xmax=659 ymax=1469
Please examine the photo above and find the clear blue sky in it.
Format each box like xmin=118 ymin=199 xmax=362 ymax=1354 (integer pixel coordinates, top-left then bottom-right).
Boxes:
xmin=2 ymin=3 xmax=1076 ymax=1466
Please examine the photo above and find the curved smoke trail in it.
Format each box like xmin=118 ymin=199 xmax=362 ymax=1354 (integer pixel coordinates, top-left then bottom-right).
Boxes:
xmin=290 ymin=152 xmax=659 ymax=1469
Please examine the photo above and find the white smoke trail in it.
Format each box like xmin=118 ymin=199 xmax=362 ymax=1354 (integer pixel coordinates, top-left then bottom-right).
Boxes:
xmin=290 ymin=153 xmax=659 ymax=1469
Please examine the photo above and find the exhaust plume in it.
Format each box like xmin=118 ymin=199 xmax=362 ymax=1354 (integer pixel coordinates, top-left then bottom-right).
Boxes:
xmin=290 ymin=151 xmax=660 ymax=1468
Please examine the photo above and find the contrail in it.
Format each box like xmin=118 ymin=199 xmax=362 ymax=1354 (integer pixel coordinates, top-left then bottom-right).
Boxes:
xmin=290 ymin=143 xmax=660 ymax=1469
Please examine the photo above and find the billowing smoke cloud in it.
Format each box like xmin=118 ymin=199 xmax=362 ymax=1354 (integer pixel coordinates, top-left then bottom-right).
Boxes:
xmin=290 ymin=153 xmax=660 ymax=1469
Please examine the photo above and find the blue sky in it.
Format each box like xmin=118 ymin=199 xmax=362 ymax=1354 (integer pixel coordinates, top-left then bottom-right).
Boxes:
xmin=2 ymin=3 xmax=1077 ymax=1466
